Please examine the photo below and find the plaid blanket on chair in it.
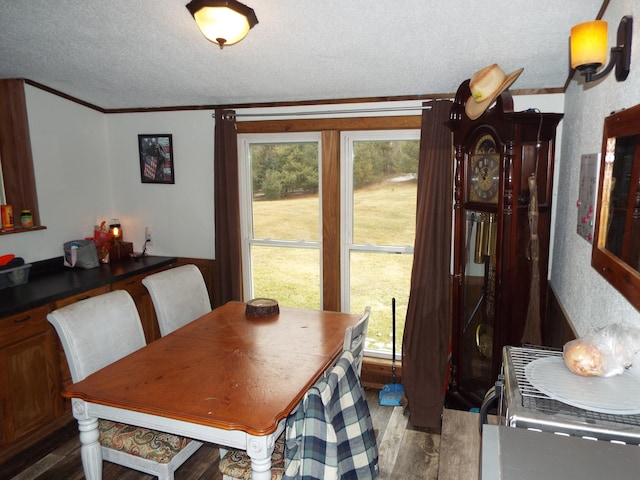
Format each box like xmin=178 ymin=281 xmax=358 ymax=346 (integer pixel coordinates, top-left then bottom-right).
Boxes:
xmin=282 ymin=350 xmax=379 ymax=480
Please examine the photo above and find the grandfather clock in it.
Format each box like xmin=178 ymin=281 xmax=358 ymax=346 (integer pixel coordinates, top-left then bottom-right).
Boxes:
xmin=446 ymin=80 xmax=563 ymax=407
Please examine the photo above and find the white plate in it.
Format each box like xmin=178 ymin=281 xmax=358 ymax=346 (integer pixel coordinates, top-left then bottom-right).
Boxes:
xmin=524 ymin=356 xmax=640 ymax=415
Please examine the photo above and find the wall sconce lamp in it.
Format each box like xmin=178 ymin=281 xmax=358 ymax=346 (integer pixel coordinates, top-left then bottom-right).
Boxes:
xmin=186 ymin=0 xmax=258 ymax=49
xmin=571 ymin=16 xmax=633 ymax=83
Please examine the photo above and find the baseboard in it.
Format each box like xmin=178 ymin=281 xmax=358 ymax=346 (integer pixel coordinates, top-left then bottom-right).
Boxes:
xmin=361 ymin=357 xmax=402 ymax=389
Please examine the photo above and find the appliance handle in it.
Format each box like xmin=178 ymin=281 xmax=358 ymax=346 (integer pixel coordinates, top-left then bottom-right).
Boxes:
xmin=479 ymin=374 xmax=504 ymax=432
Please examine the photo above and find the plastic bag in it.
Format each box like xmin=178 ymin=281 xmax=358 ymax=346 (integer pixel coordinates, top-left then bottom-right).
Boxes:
xmin=63 ymin=240 xmax=99 ymax=269
xmin=563 ymin=324 xmax=640 ymax=377
xmin=92 ymin=221 xmax=113 ymax=263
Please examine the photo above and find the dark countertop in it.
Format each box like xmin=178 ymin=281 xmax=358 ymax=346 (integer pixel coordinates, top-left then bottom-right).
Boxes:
xmin=0 ymin=255 xmax=177 ymax=317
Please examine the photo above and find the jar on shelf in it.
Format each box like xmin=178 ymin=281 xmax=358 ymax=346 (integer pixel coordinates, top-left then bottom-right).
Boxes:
xmin=20 ymin=209 xmax=33 ymax=227
xmin=1 ymin=205 xmax=14 ymax=230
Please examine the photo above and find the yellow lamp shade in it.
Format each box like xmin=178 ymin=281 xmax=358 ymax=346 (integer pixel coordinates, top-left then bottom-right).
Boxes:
xmin=109 ymin=219 xmax=122 ymax=240
xmin=571 ymin=20 xmax=608 ymax=69
xmin=194 ymin=6 xmax=252 ymax=46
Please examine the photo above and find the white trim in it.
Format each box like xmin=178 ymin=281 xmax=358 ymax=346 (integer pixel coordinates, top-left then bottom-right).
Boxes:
xmin=339 ymin=129 xmax=420 ymax=314
xmin=237 ymin=132 xmax=323 ymax=303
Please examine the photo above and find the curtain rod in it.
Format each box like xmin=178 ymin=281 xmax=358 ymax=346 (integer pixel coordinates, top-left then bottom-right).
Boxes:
xmin=217 ymin=105 xmax=432 ymax=120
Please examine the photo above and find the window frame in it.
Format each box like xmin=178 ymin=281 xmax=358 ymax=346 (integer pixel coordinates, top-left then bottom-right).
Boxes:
xmin=340 ymin=130 xmax=420 ymax=308
xmin=235 ymin=114 xmax=423 ymax=356
xmin=340 ymin=130 xmax=420 ymax=358
xmin=237 ymin=113 xmax=421 ymax=303
xmin=237 ymin=132 xmax=323 ymax=303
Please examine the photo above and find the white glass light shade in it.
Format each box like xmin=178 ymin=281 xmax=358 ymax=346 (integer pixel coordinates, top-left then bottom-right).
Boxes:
xmin=571 ymin=20 xmax=608 ymax=69
xmin=194 ymin=6 xmax=251 ymax=46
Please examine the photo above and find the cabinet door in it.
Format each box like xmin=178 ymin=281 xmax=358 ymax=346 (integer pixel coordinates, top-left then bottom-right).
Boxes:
xmin=0 ymin=306 xmax=60 ymax=447
xmin=53 ymin=285 xmax=109 ymax=309
xmin=112 ymin=271 xmax=164 ymax=343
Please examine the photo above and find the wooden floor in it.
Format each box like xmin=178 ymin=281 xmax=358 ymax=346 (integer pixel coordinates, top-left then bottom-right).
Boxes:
xmin=0 ymin=389 xmax=440 ymax=480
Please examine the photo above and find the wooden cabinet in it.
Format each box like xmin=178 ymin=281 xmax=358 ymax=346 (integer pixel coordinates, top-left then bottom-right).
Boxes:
xmin=53 ymin=285 xmax=109 ymax=309
xmin=0 ymin=305 xmax=64 ymax=458
xmin=0 ymin=261 xmax=176 ymax=463
xmin=446 ymin=83 xmax=562 ymax=407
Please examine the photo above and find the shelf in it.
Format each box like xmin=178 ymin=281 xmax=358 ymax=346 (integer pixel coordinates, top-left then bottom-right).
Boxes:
xmin=0 ymin=225 xmax=47 ymax=235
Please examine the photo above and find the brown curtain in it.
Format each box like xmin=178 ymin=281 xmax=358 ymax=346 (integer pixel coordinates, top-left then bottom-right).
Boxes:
xmin=401 ymin=99 xmax=453 ymax=428
xmin=213 ymin=109 xmax=243 ymax=307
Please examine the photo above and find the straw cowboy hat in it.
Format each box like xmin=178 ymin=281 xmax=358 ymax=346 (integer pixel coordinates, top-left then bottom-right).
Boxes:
xmin=465 ymin=64 xmax=524 ymax=120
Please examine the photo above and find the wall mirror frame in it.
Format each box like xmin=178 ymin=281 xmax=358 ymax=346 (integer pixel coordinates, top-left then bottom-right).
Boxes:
xmin=591 ymin=102 xmax=640 ymax=311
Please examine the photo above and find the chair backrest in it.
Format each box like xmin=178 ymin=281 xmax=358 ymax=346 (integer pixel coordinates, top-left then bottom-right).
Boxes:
xmin=343 ymin=306 xmax=370 ymax=377
xmin=283 ymin=349 xmax=379 ymax=479
xmin=47 ymin=290 xmax=146 ymax=382
xmin=142 ymin=264 xmax=212 ymax=337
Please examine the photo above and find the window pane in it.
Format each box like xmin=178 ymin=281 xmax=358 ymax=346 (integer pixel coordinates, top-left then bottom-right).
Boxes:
xmin=352 ymin=140 xmax=418 ymax=245
xmin=251 ymin=245 xmax=320 ymax=309
xmin=345 ymin=133 xmax=419 ymax=357
xmin=241 ymin=135 xmax=321 ymax=307
xmin=349 ymin=251 xmax=413 ymax=354
xmin=250 ymin=143 xmax=319 ymax=241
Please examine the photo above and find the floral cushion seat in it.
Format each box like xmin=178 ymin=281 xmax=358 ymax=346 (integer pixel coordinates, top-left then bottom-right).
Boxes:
xmin=98 ymin=420 xmax=194 ymax=464
xmin=219 ymin=434 xmax=285 ymax=480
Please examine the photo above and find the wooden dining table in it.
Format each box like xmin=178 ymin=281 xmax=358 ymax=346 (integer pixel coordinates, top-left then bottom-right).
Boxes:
xmin=63 ymin=300 xmax=361 ymax=480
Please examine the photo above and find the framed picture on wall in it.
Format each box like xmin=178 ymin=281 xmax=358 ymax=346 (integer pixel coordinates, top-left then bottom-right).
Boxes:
xmin=138 ymin=134 xmax=175 ymax=184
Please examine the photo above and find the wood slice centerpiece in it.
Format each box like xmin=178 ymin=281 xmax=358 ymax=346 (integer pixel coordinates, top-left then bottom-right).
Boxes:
xmin=245 ymin=298 xmax=279 ymax=317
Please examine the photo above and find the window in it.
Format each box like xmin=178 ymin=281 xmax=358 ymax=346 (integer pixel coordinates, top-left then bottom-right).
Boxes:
xmin=238 ymin=133 xmax=322 ymax=308
xmin=236 ymin=113 xmax=423 ymax=359
xmin=341 ymin=131 xmax=419 ymax=357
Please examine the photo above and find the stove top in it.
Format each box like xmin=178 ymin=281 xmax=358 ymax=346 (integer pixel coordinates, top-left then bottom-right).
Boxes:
xmin=501 ymin=345 xmax=640 ymax=445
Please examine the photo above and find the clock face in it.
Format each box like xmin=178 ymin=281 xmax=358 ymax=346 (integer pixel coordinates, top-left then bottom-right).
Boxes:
xmin=469 ymin=134 xmax=500 ymax=203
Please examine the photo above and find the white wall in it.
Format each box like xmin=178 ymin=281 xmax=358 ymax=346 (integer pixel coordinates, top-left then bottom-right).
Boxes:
xmin=0 ymin=85 xmax=112 ymax=263
xmin=105 ymin=111 xmax=215 ymax=258
xmin=0 ymin=86 xmax=216 ymax=262
xmin=551 ymin=0 xmax=640 ymax=335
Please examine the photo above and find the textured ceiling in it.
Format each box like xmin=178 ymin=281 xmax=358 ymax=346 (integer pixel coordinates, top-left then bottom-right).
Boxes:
xmin=0 ymin=0 xmax=603 ymax=110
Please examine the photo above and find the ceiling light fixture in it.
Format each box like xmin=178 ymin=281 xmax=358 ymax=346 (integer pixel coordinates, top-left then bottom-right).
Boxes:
xmin=186 ymin=0 xmax=258 ymax=49
xmin=570 ymin=16 xmax=633 ymax=83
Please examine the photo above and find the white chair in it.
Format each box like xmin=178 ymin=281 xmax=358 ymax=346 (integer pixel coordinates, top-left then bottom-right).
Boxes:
xmin=283 ymin=350 xmax=378 ymax=479
xmin=47 ymin=290 xmax=202 ymax=480
xmin=343 ymin=306 xmax=371 ymax=377
xmin=219 ymin=307 xmax=371 ymax=480
xmin=219 ymin=435 xmax=286 ymax=480
xmin=142 ymin=264 xmax=212 ymax=336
